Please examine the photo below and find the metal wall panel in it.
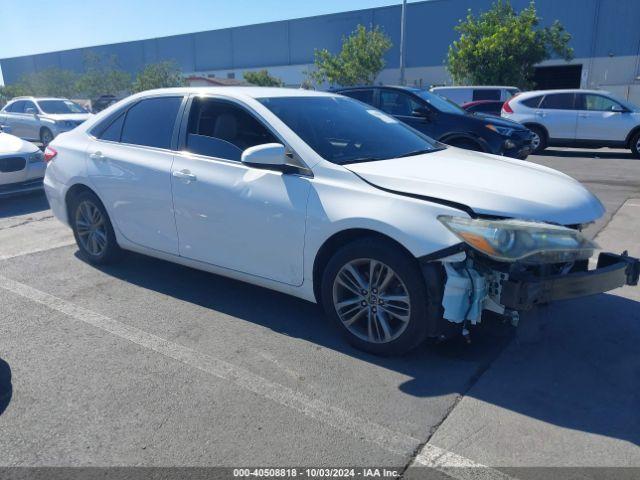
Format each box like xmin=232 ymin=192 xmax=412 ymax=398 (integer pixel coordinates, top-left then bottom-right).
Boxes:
xmin=232 ymin=21 xmax=289 ymax=68
xmin=156 ymin=34 xmax=195 ymax=71
xmin=194 ymin=29 xmax=234 ymax=70
xmin=593 ymin=0 xmax=640 ymax=57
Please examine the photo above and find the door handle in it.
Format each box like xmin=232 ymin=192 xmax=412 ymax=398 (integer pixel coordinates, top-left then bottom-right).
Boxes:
xmin=578 ymin=113 xmax=588 ymax=118
xmin=172 ymin=169 xmax=197 ymax=183
xmin=89 ymin=151 xmax=107 ymax=161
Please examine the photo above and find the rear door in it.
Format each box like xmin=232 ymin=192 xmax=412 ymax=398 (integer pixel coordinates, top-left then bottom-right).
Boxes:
xmin=536 ymin=93 xmax=578 ymax=140
xmin=86 ymin=95 xmax=185 ymax=254
xmin=575 ymin=93 xmax=635 ymax=142
xmin=3 ymin=101 xmax=26 ymax=138
xmin=22 ymin=100 xmax=40 ymax=141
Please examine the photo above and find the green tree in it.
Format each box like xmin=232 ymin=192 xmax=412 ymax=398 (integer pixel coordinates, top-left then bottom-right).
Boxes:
xmin=15 ymin=68 xmax=79 ymax=98
xmin=446 ymin=0 xmax=573 ymax=88
xmin=243 ymin=69 xmax=284 ymax=87
xmin=0 ymin=83 xmax=33 ymax=104
xmin=309 ymin=25 xmax=392 ymax=87
xmin=75 ymin=52 xmax=131 ymax=99
xmin=131 ymin=61 xmax=185 ymax=93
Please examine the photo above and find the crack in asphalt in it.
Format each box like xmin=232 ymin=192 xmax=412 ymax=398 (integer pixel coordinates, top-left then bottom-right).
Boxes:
xmin=0 ymin=215 xmax=54 ymax=231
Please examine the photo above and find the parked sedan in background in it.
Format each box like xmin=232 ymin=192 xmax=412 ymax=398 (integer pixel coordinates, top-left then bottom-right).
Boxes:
xmin=502 ymin=89 xmax=640 ymax=156
xmin=430 ymin=85 xmax=520 ymax=105
xmin=462 ymin=100 xmax=504 ymax=116
xmin=0 ymin=128 xmax=46 ymax=196
xmin=336 ymin=85 xmax=534 ymax=159
xmin=44 ymin=87 xmax=638 ymax=356
xmin=0 ymin=97 xmax=91 ymax=146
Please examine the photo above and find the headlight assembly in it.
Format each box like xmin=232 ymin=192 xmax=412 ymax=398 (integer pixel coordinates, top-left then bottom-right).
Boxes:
xmin=438 ymin=216 xmax=597 ymax=264
xmin=486 ymin=124 xmax=514 ymax=137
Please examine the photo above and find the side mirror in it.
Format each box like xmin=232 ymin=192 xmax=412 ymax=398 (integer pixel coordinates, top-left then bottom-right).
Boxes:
xmin=25 ymin=107 xmax=37 ymax=115
xmin=412 ymin=106 xmax=433 ymax=120
xmin=241 ymin=143 xmax=287 ymax=170
xmin=611 ymin=105 xmax=627 ymax=113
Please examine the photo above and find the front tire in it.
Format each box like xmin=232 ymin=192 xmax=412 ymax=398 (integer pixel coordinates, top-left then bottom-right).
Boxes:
xmin=321 ymin=238 xmax=434 ymax=356
xmin=40 ymin=127 xmax=54 ymax=147
xmin=69 ymin=191 xmax=122 ymax=265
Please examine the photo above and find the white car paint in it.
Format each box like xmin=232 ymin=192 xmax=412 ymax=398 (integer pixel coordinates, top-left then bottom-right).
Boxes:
xmin=44 ymin=87 xmax=605 ymax=304
xmin=0 ymin=132 xmax=45 ymax=195
xmin=502 ymin=89 xmax=640 ymax=149
xmin=430 ymin=86 xmax=519 ymax=105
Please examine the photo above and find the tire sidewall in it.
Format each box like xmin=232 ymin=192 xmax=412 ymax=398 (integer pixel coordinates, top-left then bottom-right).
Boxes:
xmin=40 ymin=128 xmax=53 ymax=146
xmin=527 ymin=125 xmax=547 ymax=153
xmin=69 ymin=191 xmax=121 ymax=265
xmin=321 ymin=238 xmax=431 ymax=356
xmin=631 ymin=132 xmax=640 ymax=158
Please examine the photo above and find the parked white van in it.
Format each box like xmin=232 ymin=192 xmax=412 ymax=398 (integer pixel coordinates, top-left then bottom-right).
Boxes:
xmin=430 ymin=86 xmax=520 ymax=105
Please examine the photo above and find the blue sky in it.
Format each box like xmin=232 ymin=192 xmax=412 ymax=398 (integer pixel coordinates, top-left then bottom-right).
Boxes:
xmin=0 ymin=0 xmax=420 ymax=84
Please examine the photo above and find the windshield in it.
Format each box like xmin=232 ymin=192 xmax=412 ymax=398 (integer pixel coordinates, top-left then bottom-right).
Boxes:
xmin=259 ymin=96 xmax=442 ymax=165
xmin=413 ymin=90 xmax=466 ymax=115
xmin=37 ymin=100 xmax=87 ymax=114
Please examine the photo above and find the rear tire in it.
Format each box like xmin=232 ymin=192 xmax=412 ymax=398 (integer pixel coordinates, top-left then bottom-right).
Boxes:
xmin=69 ymin=191 xmax=122 ymax=265
xmin=631 ymin=131 xmax=640 ymax=158
xmin=40 ymin=127 xmax=54 ymax=147
xmin=527 ymin=125 xmax=547 ymax=153
xmin=321 ymin=237 xmax=436 ymax=356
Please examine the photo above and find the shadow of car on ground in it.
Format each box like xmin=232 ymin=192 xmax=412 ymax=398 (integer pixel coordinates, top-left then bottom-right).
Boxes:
xmin=79 ymin=249 xmax=640 ymax=447
xmin=538 ymin=149 xmax=637 ymax=160
xmin=0 ymin=191 xmax=50 ymax=219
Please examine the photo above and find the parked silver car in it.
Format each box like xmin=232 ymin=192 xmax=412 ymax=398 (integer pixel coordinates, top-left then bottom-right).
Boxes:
xmin=0 ymin=97 xmax=91 ymax=146
xmin=0 ymin=129 xmax=46 ymax=196
xmin=502 ymin=89 xmax=640 ymax=156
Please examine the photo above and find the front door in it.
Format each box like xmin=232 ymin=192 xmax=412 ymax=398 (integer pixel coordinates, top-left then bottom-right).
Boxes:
xmin=378 ymin=89 xmax=440 ymax=137
xmin=170 ymin=96 xmax=310 ymax=286
xmin=86 ymin=95 xmax=184 ymax=255
xmin=575 ymin=93 xmax=636 ymax=142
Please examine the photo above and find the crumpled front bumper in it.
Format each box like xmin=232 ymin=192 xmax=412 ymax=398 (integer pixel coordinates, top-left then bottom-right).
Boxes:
xmin=499 ymin=252 xmax=640 ymax=311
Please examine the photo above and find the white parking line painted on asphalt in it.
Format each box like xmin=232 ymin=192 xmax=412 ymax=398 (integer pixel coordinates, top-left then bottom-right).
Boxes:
xmin=0 ymin=240 xmax=76 ymax=261
xmin=412 ymin=444 xmax=517 ymax=479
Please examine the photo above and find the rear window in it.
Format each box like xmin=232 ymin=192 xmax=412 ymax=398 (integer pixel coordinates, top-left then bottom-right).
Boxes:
xmin=521 ymin=96 xmax=543 ymax=108
xmin=472 ymin=89 xmax=501 ymax=101
xmin=340 ymin=89 xmax=374 ymax=106
xmin=99 ymin=113 xmax=125 ymax=142
xmin=120 ymin=97 xmax=182 ymax=149
xmin=540 ymin=93 xmax=575 ymax=110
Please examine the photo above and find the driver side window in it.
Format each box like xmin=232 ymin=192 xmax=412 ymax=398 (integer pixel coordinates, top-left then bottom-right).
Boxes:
xmin=185 ymin=98 xmax=277 ymax=161
xmin=582 ymin=94 xmax=621 ymax=112
xmin=379 ymin=91 xmax=421 ymax=117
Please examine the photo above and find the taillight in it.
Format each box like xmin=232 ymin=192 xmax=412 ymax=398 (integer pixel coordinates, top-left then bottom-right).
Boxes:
xmin=502 ymin=100 xmax=514 ymax=114
xmin=43 ymin=146 xmax=57 ymax=162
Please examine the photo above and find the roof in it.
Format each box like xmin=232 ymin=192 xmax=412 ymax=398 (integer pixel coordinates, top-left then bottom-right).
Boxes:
xmin=431 ymin=86 xmax=518 ymax=90
xmin=130 ymin=86 xmax=336 ymax=99
xmin=516 ymin=89 xmax=611 ymax=97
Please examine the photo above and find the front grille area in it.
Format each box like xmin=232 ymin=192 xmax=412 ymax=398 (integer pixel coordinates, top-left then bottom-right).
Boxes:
xmin=0 ymin=156 xmax=26 ymax=173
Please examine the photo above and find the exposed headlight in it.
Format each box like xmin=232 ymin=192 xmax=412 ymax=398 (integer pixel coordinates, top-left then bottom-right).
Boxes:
xmin=438 ymin=216 xmax=597 ymax=264
xmin=28 ymin=151 xmax=44 ymax=164
xmin=486 ymin=124 xmax=514 ymax=137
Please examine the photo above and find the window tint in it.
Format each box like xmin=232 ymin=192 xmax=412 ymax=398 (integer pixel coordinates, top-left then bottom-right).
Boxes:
xmin=120 ymin=96 xmax=182 ymax=149
xmin=23 ymin=101 xmax=37 ymax=113
xmin=521 ymin=96 xmax=543 ymax=108
xmin=259 ymin=96 xmax=440 ymax=165
xmin=540 ymin=93 xmax=575 ymax=110
xmin=340 ymin=89 xmax=374 ymax=106
xmin=580 ymin=94 xmax=621 ymax=111
xmin=185 ymin=97 xmax=277 ymax=161
xmin=473 ymin=89 xmax=501 ymax=101
xmin=99 ymin=113 xmax=125 ymax=142
xmin=8 ymin=101 xmax=25 ymax=113
xmin=379 ymin=90 xmax=421 ymax=116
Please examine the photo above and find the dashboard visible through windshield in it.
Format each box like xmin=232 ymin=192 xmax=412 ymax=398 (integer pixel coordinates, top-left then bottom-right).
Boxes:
xmin=259 ymin=96 xmax=442 ymax=165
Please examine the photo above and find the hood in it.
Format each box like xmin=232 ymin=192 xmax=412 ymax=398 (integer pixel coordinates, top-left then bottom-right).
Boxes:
xmin=0 ymin=132 xmax=39 ymax=155
xmin=468 ymin=112 xmax=524 ymax=129
xmin=345 ymin=147 xmax=605 ymax=225
xmin=42 ymin=113 xmax=91 ymax=122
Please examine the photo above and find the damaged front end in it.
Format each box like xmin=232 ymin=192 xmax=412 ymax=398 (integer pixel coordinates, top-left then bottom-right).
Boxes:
xmin=422 ymin=216 xmax=640 ymax=339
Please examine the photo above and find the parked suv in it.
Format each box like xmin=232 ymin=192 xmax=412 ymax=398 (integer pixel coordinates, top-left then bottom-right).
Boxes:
xmin=336 ymin=86 xmax=533 ymax=159
xmin=0 ymin=97 xmax=91 ymax=145
xmin=502 ymin=89 xmax=640 ymax=156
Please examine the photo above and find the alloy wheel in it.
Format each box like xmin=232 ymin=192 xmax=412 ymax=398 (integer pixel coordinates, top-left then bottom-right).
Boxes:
xmin=530 ymin=132 xmax=541 ymax=151
xmin=75 ymin=200 xmax=108 ymax=257
xmin=332 ymin=258 xmax=411 ymax=344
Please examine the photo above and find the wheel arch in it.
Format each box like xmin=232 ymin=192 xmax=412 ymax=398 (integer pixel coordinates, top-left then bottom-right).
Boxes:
xmin=439 ymin=133 xmax=488 ymax=152
xmin=312 ymin=228 xmax=418 ymax=304
xmin=64 ymin=182 xmax=101 ymax=222
xmin=624 ymin=125 xmax=640 ymax=148
xmin=522 ymin=122 xmax=549 ymax=139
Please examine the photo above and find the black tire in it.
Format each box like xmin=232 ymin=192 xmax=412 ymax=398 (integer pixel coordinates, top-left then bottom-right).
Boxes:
xmin=527 ymin=125 xmax=547 ymax=153
xmin=446 ymin=137 xmax=484 ymax=152
xmin=631 ymin=131 xmax=640 ymax=158
xmin=40 ymin=127 xmax=54 ymax=147
xmin=320 ymin=237 xmax=436 ymax=356
xmin=69 ymin=190 xmax=122 ymax=265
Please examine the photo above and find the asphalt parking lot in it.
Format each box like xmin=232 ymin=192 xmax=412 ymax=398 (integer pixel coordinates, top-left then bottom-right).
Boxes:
xmin=1 ymin=148 xmax=639 ymax=477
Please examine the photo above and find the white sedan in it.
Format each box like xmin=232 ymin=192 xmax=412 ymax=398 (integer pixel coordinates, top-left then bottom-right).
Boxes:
xmin=0 ymin=129 xmax=46 ymax=196
xmin=43 ymin=87 xmax=639 ymax=355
